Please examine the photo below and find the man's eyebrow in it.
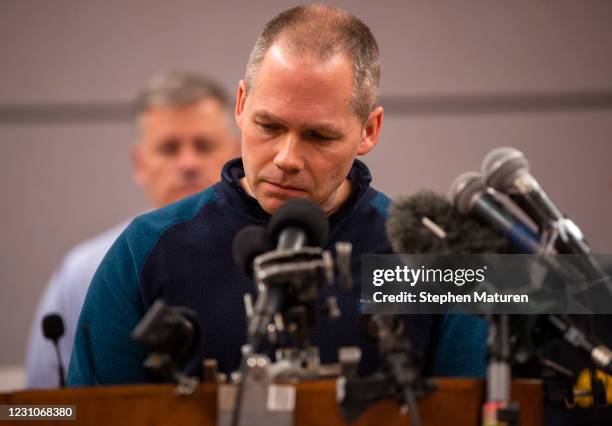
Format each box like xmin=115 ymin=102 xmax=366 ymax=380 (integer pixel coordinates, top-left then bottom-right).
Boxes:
xmin=252 ymin=110 xmax=285 ymax=124
xmin=306 ymin=123 xmax=343 ymax=136
xmin=252 ymin=110 xmax=343 ymax=135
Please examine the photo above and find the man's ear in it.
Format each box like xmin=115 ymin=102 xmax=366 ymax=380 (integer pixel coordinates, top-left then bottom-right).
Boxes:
xmin=357 ymin=106 xmax=384 ymax=155
xmin=235 ymin=80 xmax=248 ymax=130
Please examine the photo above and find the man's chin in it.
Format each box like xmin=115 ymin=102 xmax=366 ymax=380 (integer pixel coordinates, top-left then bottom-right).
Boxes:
xmin=258 ymin=193 xmax=310 ymax=214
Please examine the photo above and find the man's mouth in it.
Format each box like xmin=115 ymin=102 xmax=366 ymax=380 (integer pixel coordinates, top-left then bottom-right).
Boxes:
xmin=263 ymin=181 xmax=306 ymax=196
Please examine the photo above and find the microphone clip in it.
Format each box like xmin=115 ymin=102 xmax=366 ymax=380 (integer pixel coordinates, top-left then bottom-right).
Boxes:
xmin=253 ymin=246 xmax=333 ymax=298
xmin=247 ymin=242 xmax=352 ymax=351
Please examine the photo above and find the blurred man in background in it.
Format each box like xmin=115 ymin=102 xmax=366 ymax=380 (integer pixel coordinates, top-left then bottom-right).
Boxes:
xmin=25 ymin=70 xmax=239 ymax=388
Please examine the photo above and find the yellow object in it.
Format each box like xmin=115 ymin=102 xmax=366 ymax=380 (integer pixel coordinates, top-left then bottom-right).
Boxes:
xmin=567 ymin=369 xmax=612 ymax=408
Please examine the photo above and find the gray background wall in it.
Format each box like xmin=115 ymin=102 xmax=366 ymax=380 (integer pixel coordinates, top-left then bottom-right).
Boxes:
xmin=1 ymin=0 xmax=611 ymax=369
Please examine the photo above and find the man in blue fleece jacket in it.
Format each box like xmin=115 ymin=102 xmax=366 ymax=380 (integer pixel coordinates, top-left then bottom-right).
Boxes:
xmin=68 ymin=4 xmax=486 ymax=385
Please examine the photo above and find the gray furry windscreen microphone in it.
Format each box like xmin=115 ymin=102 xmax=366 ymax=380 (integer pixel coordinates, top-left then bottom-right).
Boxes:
xmin=385 ymin=190 xmax=511 ymax=255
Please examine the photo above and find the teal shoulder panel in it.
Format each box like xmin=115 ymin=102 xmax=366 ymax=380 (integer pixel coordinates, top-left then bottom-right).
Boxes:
xmin=371 ymin=191 xmax=392 ymax=218
xmin=128 ymin=187 xmax=216 ymax=282
xmin=66 ymin=188 xmax=216 ymax=386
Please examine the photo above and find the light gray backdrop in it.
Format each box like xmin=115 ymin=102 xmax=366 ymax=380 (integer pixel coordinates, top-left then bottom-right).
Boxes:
xmin=1 ymin=0 xmax=611 ymax=367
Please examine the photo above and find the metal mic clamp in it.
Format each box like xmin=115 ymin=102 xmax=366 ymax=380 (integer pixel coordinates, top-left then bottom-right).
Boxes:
xmin=246 ymin=242 xmax=352 ymax=352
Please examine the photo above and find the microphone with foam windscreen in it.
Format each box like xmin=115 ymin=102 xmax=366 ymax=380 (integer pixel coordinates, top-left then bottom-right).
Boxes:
xmin=386 ymin=190 xmax=510 ymax=255
xmin=42 ymin=313 xmax=66 ymax=388
xmin=386 ymin=190 xmax=515 ymax=310
xmin=268 ymin=197 xmax=329 ymax=250
xmin=387 ymin=189 xmax=519 ymax=305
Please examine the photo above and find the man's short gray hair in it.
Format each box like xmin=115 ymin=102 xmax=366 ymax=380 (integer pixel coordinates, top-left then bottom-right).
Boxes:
xmin=132 ymin=70 xmax=229 ymax=118
xmin=245 ymin=4 xmax=380 ymax=123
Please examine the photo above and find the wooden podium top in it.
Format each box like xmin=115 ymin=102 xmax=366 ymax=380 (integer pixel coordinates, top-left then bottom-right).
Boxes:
xmin=0 ymin=378 xmax=542 ymax=426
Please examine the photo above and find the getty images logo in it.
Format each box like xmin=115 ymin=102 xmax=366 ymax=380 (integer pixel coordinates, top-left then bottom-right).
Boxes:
xmin=372 ymin=265 xmax=487 ymax=287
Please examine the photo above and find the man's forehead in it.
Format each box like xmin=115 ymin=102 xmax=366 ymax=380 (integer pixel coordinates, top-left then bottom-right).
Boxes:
xmin=250 ymin=44 xmax=352 ymax=101
xmin=136 ymin=99 xmax=231 ymax=140
xmin=146 ymin=98 xmax=225 ymax=117
xmin=139 ymin=99 xmax=225 ymax=128
xmin=247 ymin=44 xmax=356 ymax=126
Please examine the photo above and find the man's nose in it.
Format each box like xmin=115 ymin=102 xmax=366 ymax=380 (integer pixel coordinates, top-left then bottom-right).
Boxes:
xmin=177 ymin=146 xmax=202 ymax=178
xmin=273 ymin=135 xmax=304 ymax=173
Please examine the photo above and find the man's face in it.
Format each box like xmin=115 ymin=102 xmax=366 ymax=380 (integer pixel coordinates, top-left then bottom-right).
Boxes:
xmin=235 ymin=44 xmax=382 ymax=214
xmin=133 ymin=98 xmax=238 ymax=207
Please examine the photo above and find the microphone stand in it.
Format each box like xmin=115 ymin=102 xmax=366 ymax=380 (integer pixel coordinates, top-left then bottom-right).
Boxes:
xmin=483 ymin=314 xmax=520 ymax=426
xmin=338 ymin=315 xmax=434 ymax=426
xmin=231 ymin=242 xmax=352 ymax=426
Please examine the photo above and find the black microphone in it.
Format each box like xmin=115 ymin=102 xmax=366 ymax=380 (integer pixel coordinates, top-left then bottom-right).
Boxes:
xmin=482 ymin=147 xmax=565 ymax=227
xmin=42 ymin=313 xmax=66 ymax=387
xmin=268 ymin=197 xmax=329 ymax=250
xmin=450 ymin=172 xmax=544 ymax=254
xmin=131 ymin=300 xmax=201 ymax=368
xmin=232 ymin=225 xmax=273 ymax=277
xmin=247 ymin=198 xmax=329 ymax=351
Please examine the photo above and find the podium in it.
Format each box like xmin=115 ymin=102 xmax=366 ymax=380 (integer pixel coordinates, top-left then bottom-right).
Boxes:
xmin=0 ymin=378 xmax=542 ymax=426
